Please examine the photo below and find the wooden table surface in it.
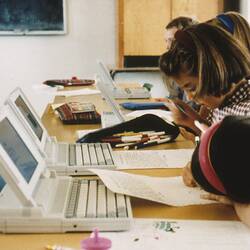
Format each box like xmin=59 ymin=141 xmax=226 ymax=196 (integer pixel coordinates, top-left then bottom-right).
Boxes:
xmin=0 ymin=91 xmax=237 ymax=250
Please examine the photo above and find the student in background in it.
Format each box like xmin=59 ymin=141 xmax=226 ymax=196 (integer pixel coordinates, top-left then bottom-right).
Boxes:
xmin=188 ymin=116 xmax=250 ymax=228
xmin=159 ymin=22 xmax=250 ymax=137
xmin=163 ymin=16 xmax=199 ymax=109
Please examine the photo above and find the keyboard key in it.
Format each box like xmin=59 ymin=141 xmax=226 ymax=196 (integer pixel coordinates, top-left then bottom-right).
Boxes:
xmin=101 ymin=143 xmax=114 ymax=165
xmin=88 ymin=144 xmax=98 ymax=165
xmin=95 ymin=143 xmax=106 ymax=165
xmin=107 ymin=188 xmax=117 ymax=218
xmin=69 ymin=144 xmax=76 ymax=166
xmin=97 ymin=180 xmax=107 ymax=218
xmin=57 ymin=143 xmax=68 ymax=165
xmin=76 ymin=180 xmax=88 ymax=218
xmin=65 ymin=179 xmax=79 ymax=218
xmin=86 ymin=180 xmax=97 ymax=218
xmin=75 ymin=144 xmax=83 ymax=166
xmin=81 ymin=144 xmax=91 ymax=165
xmin=116 ymin=194 xmax=127 ymax=218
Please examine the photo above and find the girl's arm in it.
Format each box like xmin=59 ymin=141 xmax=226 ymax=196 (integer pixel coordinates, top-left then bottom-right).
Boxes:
xmin=182 ymin=161 xmax=197 ymax=187
xmin=234 ymin=203 xmax=250 ymax=228
xmin=201 ymin=194 xmax=250 ymax=228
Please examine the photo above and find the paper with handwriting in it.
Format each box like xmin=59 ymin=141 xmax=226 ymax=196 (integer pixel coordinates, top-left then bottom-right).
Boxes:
xmin=114 ymin=149 xmax=194 ymax=169
xmin=90 ymin=169 xmax=216 ymax=206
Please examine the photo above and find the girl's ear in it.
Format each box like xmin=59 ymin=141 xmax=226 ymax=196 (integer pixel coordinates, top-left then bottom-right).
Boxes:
xmin=194 ymin=120 xmax=209 ymax=134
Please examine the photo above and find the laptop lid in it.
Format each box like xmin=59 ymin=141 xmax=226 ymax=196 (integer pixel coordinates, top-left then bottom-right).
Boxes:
xmin=5 ymin=87 xmax=49 ymax=154
xmin=0 ymin=105 xmax=45 ymax=206
xmin=95 ymin=75 xmax=126 ymax=123
xmin=97 ymin=60 xmax=117 ymax=90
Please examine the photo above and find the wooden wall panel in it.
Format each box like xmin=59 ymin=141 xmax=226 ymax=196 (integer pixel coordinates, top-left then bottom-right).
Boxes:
xmin=117 ymin=0 xmax=223 ymax=66
xmin=123 ymin=0 xmax=171 ymax=56
xmin=172 ymin=0 xmax=223 ymax=22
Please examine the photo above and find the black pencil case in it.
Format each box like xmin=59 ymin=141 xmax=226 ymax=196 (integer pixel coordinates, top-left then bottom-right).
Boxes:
xmin=76 ymin=114 xmax=180 ymax=144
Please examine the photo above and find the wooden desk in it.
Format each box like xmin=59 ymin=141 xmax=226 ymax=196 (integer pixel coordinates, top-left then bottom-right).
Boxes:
xmin=0 ymin=92 xmax=237 ymax=250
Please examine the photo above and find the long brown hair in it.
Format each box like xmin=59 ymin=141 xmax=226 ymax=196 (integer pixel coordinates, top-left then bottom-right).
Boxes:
xmin=160 ymin=23 xmax=250 ymax=98
xmin=208 ymin=11 xmax=250 ymax=52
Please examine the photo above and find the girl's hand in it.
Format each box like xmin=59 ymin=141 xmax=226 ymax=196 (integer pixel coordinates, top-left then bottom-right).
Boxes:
xmin=201 ymin=193 xmax=233 ymax=205
xmin=164 ymin=99 xmax=203 ymax=135
xmin=182 ymin=162 xmax=197 ymax=187
xmin=179 ymin=127 xmax=196 ymax=142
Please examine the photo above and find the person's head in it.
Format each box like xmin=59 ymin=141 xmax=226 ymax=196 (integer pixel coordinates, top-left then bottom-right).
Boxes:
xmin=159 ymin=23 xmax=250 ymax=108
xmin=164 ymin=16 xmax=198 ymax=50
xmin=207 ymin=11 xmax=250 ymax=52
xmin=191 ymin=116 xmax=250 ymax=203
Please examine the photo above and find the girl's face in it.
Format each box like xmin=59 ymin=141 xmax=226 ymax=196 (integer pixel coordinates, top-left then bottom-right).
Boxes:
xmin=164 ymin=27 xmax=178 ymax=50
xmin=172 ymin=73 xmax=225 ymax=109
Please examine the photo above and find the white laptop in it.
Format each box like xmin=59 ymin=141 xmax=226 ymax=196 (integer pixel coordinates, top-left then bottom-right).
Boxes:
xmin=0 ymin=105 xmax=132 ymax=233
xmin=5 ymin=87 xmax=117 ymax=175
xmin=95 ymin=76 xmax=127 ymax=128
xmin=97 ymin=60 xmax=151 ymax=99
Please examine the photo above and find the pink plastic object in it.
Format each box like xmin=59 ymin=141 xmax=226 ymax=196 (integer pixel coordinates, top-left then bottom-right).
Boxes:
xmin=81 ymin=228 xmax=112 ymax=250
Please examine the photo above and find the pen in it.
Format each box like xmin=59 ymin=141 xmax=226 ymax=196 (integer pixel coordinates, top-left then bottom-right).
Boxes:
xmin=113 ymin=131 xmax=135 ymax=136
xmin=113 ymin=130 xmax=156 ymax=137
xmin=124 ymin=140 xmax=146 ymax=150
xmin=174 ymin=103 xmax=190 ymax=117
xmin=147 ymin=131 xmax=165 ymax=137
xmin=101 ymin=135 xmax=143 ymax=143
xmin=115 ymin=142 xmax=135 ymax=148
xmin=124 ymin=136 xmax=172 ymax=150
xmin=136 ymin=137 xmax=171 ymax=149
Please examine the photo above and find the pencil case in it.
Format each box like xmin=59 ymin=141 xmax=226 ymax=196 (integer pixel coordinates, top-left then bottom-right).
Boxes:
xmin=76 ymin=113 xmax=180 ymax=144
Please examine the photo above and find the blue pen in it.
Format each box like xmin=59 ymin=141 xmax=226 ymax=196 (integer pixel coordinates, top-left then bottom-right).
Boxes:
xmin=174 ymin=103 xmax=189 ymax=117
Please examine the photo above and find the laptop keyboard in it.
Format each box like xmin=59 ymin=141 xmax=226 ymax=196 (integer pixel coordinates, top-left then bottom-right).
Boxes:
xmin=58 ymin=143 xmax=114 ymax=166
xmin=65 ymin=179 xmax=129 ymax=218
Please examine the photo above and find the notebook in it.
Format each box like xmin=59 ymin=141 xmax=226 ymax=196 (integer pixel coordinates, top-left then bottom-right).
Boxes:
xmin=5 ymin=87 xmax=117 ymax=175
xmin=0 ymin=105 xmax=132 ymax=233
xmin=97 ymin=60 xmax=151 ymax=99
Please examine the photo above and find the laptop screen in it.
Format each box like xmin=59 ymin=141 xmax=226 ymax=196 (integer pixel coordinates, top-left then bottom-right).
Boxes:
xmin=97 ymin=61 xmax=116 ymax=89
xmin=96 ymin=77 xmax=125 ymax=123
xmin=0 ymin=118 xmax=38 ymax=183
xmin=15 ymin=95 xmax=43 ymax=141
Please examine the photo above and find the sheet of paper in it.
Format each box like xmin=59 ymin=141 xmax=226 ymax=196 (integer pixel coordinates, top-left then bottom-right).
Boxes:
xmin=55 ymin=88 xmax=100 ymax=96
xmin=126 ymin=109 xmax=173 ymax=122
xmin=90 ymin=169 xmax=216 ymax=206
xmin=76 ymin=129 xmax=97 ymax=139
xmin=32 ymin=84 xmax=62 ymax=94
xmin=102 ymin=219 xmax=250 ymax=250
xmin=114 ymin=149 xmax=194 ymax=169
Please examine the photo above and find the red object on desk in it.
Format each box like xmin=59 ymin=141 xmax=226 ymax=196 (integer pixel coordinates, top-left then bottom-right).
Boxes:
xmin=43 ymin=76 xmax=95 ymax=87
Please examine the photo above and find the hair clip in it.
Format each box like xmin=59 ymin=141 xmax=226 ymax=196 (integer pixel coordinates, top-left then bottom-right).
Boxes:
xmin=174 ymin=29 xmax=195 ymax=52
xmin=217 ymin=14 xmax=234 ymax=34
